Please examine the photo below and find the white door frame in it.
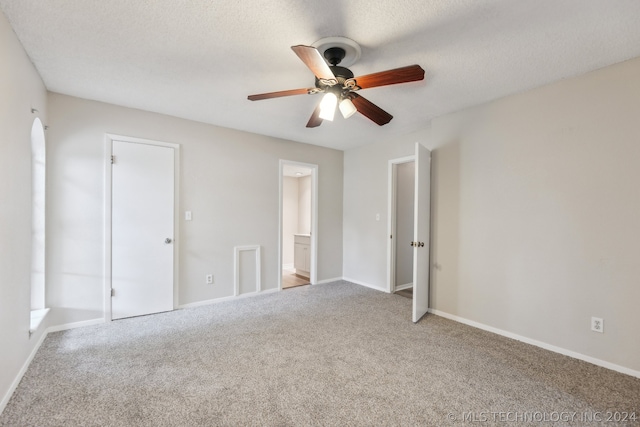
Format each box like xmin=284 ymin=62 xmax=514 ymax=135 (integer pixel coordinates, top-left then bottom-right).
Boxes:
xmin=103 ymin=134 xmax=181 ymax=321
xmin=278 ymin=160 xmax=318 ymax=289
xmin=387 ymin=155 xmax=415 ymax=293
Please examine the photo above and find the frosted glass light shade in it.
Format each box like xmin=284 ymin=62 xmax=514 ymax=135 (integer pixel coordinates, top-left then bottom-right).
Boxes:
xmin=339 ymin=98 xmax=357 ymax=119
xmin=319 ymin=92 xmax=338 ymax=121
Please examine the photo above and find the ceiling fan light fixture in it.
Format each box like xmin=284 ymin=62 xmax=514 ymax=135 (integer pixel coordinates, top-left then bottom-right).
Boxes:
xmin=248 ymin=42 xmax=425 ymax=128
xmin=339 ymin=98 xmax=357 ymax=119
xmin=319 ymin=92 xmax=338 ymax=121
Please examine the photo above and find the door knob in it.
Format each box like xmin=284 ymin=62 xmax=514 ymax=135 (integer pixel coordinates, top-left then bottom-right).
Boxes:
xmin=410 ymin=241 xmax=415 ymax=247
xmin=165 ymin=238 xmax=172 ymax=244
xmin=419 ymin=242 xmax=424 ymax=247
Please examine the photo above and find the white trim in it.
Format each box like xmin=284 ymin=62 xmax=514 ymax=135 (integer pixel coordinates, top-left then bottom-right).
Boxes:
xmin=0 ymin=329 xmax=47 ymax=414
xmin=395 ymin=282 xmax=413 ymax=291
xmin=310 ymin=166 xmax=318 ymax=285
xmin=278 ymin=167 xmax=283 ymax=291
xmin=103 ymin=134 xmax=181 ymax=321
xmin=178 ymin=288 xmax=278 ymax=309
xmin=184 ymin=278 xmax=342 ymax=298
xmin=278 ymin=160 xmax=319 ymax=291
xmin=103 ymin=138 xmax=113 ymax=321
xmin=234 ymin=245 xmax=261 ymax=296
xmin=387 ymin=155 xmax=415 ymax=294
xmin=342 ymin=277 xmax=387 ymax=292
xmin=29 ymin=308 xmax=50 ymax=334
xmin=429 ymin=308 xmax=640 ymax=379
xmin=314 ymin=276 xmax=343 ymax=285
xmin=1 ymin=317 xmax=105 ymax=414
xmin=46 ymin=318 xmax=105 ymax=333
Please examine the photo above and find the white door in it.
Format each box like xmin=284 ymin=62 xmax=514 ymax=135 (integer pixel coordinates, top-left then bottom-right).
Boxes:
xmin=111 ymin=140 xmax=175 ymax=319
xmin=412 ymin=142 xmax=431 ymax=323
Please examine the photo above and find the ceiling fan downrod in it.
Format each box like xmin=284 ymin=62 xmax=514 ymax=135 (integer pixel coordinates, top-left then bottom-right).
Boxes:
xmin=317 ymin=47 xmax=355 ymax=89
xmin=323 ymin=47 xmax=346 ymax=66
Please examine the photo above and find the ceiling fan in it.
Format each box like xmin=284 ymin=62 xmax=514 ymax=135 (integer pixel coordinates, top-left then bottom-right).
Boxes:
xmin=247 ymin=37 xmax=425 ymax=128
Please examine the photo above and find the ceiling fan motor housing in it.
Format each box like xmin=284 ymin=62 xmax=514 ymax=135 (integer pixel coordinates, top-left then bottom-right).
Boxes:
xmin=314 ymin=66 xmax=353 ymax=86
xmin=315 ymin=65 xmax=355 ymax=101
xmin=324 ymin=46 xmax=346 ymax=65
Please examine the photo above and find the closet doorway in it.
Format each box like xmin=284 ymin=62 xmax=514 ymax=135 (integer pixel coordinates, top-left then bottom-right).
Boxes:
xmin=388 ymin=157 xmax=415 ymax=296
xmin=279 ymin=160 xmax=318 ymax=290
xmin=387 ymin=143 xmax=431 ymax=322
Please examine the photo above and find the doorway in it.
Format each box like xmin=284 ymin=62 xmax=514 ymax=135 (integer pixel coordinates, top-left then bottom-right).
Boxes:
xmin=387 ymin=143 xmax=431 ymax=322
xmin=105 ymin=135 xmax=180 ymax=320
xmin=391 ymin=160 xmax=415 ymax=297
xmin=279 ymin=160 xmax=318 ymax=290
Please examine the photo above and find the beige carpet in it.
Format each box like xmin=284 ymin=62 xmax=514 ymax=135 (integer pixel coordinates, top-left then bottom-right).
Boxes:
xmin=1 ymin=281 xmax=638 ymax=426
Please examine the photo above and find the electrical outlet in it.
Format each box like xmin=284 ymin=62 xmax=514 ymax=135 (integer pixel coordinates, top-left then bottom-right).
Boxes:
xmin=591 ymin=317 xmax=604 ymax=333
xmin=206 ymin=274 xmax=213 ymax=284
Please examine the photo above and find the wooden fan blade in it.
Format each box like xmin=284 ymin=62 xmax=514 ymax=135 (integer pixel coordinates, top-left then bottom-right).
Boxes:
xmin=306 ymin=104 xmax=323 ymax=128
xmin=351 ymin=93 xmax=393 ymax=126
xmin=291 ymin=45 xmax=336 ymax=81
xmin=248 ymin=88 xmax=312 ymax=101
xmin=351 ymin=65 xmax=425 ymax=90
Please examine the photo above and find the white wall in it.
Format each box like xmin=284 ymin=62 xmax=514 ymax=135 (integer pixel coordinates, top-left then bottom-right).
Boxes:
xmin=46 ymin=93 xmax=343 ymax=316
xmin=343 ymin=130 xmax=430 ymax=289
xmin=344 ymin=57 xmax=640 ymax=373
xmin=282 ymin=176 xmax=298 ymax=266
xmin=0 ymin=10 xmax=48 ymax=410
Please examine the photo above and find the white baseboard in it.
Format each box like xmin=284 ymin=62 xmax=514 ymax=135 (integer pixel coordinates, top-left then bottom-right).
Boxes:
xmin=429 ymin=308 xmax=640 ymax=379
xmin=0 ymin=330 xmax=48 ymax=414
xmin=395 ymin=282 xmax=413 ymax=291
xmin=294 ymin=269 xmax=310 ymax=278
xmin=29 ymin=308 xmax=50 ymax=334
xmin=46 ymin=318 xmax=105 ymax=333
xmin=314 ymin=276 xmax=343 ymax=285
xmin=0 ymin=317 xmax=105 ymax=414
xmin=178 ymin=288 xmax=279 ymax=309
xmin=342 ymin=277 xmax=387 ymax=292
xmin=179 ymin=279 xmax=350 ymax=308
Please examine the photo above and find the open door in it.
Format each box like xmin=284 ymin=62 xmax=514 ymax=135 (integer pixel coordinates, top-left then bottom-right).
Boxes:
xmin=412 ymin=142 xmax=431 ymax=323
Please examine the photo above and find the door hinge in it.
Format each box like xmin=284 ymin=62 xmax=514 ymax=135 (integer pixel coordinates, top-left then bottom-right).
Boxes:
xmin=111 ymin=155 xmax=115 ymax=164
xmin=111 ymin=288 xmax=115 ymax=297
xmin=390 ymin=234 xmax=393 ymax=239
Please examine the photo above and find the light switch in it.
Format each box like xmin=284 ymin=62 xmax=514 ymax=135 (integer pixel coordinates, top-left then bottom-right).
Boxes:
xmin=185 ymin=211 xmax=192 ymax=221
xmin=376 ymin=213 xmax=380 ymax=221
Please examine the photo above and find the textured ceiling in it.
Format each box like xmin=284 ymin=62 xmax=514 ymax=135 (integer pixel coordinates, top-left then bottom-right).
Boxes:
xmin=3 ymin=0 xmax=640 ymax=150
